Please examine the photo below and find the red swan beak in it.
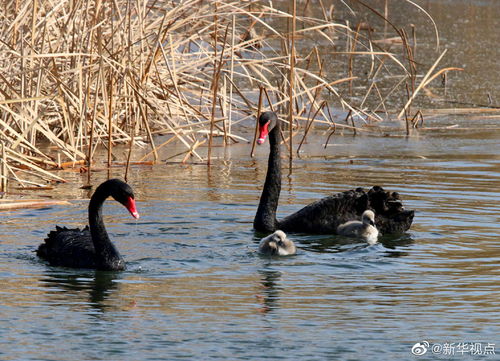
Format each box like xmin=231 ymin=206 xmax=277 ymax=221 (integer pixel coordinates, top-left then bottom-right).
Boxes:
xmin=124 ymin=197 xmax=140 ymax=219
xmin=257 ymin=122 xmax=270 ymax=145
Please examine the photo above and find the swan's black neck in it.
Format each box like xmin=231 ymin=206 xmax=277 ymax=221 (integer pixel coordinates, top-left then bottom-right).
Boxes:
xmin=254 ymin=121 xmax=281 ymax=232
xmin=88 ymin=185 xmax=124 ymax=270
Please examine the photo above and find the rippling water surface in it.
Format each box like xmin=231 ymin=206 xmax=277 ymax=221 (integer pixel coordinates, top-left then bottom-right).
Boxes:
xmin=1 ymin=114 xmax=499 ymax=360
xmin=3 ymin=0 xmax=500 ymax=359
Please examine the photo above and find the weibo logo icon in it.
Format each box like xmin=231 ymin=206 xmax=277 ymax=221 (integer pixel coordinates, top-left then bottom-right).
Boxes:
xmin=411 ymin=341 xmax=430 ymax=356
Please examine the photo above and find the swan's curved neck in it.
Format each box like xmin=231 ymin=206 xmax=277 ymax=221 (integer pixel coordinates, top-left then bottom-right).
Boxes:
xmin=254 ymin=123 xmax=281 ymax=232
xmin=88 ymin=190 xmax=123 ymax=270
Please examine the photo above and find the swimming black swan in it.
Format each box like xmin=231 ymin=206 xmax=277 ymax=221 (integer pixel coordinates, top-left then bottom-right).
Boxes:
xmin=259 ymin=230 xmax=296 ymax=256
xmin=337 ymin=210 xmax=379 ymax=244
xmin=253 ymin=111 xmax=414 ymax=234
xmin=37 ymin=179 xmax=139 ymax=271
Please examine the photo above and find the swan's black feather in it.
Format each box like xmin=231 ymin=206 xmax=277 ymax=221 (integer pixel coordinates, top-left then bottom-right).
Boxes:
xmin=278 ymin=187 xmax=414 ymax=234
xmin=366 ymin=186 xmax=414 ymax=234
xmin=277 ymin=186 xmax=415 ymax=234
xmin=278 ymin=189 xmax=366 ymax=233
xmin=37 ymin=226 xmax=98 ymax=269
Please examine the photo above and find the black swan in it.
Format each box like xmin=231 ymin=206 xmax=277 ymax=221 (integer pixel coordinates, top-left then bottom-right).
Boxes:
xmin=259 ymin=230 xmax=296 ymax=256
xmin=337 ymin=210 xmax=379 ymax=244
xmin=253 ymin=111 xmax=414 ymax=235
xmin=37 ymin=179 xmax=139 ymax=271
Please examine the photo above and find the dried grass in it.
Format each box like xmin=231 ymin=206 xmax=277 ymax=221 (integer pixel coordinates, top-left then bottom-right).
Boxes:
xmin=0 ymin=0 xmax=464 ymax=189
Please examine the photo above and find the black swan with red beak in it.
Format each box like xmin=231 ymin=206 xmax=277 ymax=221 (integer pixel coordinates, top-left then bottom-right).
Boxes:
xmin=37 ymin=179 xmax=139 ymax=271
xmin=253 ymin=111 xmax=414 ymax=235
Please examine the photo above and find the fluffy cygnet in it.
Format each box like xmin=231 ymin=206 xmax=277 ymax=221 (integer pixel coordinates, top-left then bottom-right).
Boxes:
xmin=336 ymin=210 xmax=379 ymax=245
xmin=258 ymin=230 xmax=296 ymax=256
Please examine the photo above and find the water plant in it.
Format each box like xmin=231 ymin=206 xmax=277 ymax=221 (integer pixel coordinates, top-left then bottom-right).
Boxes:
xmin=0 ymin=0 xmax=456 ymax=189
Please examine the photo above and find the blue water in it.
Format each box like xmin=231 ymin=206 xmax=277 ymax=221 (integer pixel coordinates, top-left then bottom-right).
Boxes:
xmin=1 ymin=117 xmax=499 ymax=360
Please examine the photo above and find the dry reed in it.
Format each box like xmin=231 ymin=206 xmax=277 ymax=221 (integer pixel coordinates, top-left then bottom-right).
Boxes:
xmin=0 ymin=0 xmax=463 ymax=189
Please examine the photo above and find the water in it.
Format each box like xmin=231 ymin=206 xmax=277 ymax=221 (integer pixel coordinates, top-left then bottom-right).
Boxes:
xmin=1 ymin=113 xmax=499 ymax=360
xmin=2 ymin=1 xmax=500 ymax=360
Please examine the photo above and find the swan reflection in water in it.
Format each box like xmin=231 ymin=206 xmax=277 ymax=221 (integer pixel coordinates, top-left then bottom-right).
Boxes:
xmin=39 ymin=270 xmax=121 ymax=313
xmin=256 ymin=269 xmax=283 ymax=314
xmin=293 ymin=232 xmax=415 ymax=258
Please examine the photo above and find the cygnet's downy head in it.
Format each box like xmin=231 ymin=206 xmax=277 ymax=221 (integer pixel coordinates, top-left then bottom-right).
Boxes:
xmin=258 ymin=230 xmax=296 ymax=256
xmin=361 ymin=210 xmax=376 ymax=227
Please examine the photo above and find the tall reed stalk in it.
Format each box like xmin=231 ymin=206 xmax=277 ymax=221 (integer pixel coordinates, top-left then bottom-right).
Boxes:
xmin=288 ymin=0 xmax=297 ymax=172
xmin=0 ymin=0 xmax=454 ymax=188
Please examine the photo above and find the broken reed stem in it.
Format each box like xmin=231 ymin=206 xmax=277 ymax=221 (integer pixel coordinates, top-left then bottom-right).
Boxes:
xmin=401 ymin=28 xmax=416 ymax=93
xmin=342 ymin=109 xmax=356 ymax=135
xmin=139 ymin=96 xmax=158 ymax=162
xmin=302 ymin=0 xmax=312 ymax=15
xmin=228 ymin=15 xmax=236 ymax=143
xmin=288 ymin=0 xmax=296 ymax=172
xmin=1 ymin=142 xmax=6 ymax=192
xmin=87 ymin=72 xmax=101 ymax=186
xmin=324 ymin=125 xmax=337 ymax=148
xmin=348 ymin=24 xmax=361 ymax=96
xmin=130 ymin=79 xmax=158 ymax=162
xmin=411 ymin=110 xmax=424 ymax=128
xmin=383 ymin=0 xmax=388 ymax=36
xmin=263 ymin=88 xmax=275 ymax=113
xmin=297 ymin=100 xmax=326 ymax=155
xmin=251 ymin=86 xmax=265 ymax=158
xmin=208 ymin=20 xmax=230 ymax=165
xmin=405 ymin=82 xmax=411 ymax=135
xmin=124 ymin=114 xmax=136 ymax=182
xmin=207 ymin=0 xmax=219 ymax=166
xmin=398 ymin=49 xmax=448 ymax=119
xmin=107 ymin=72 xmax=113 ymax=169
xmin=350 ymin=115 xmax=357 ymax=135
xmin=322 ymin=105 xmax=337 ymax=148
xmin=207 ymin=67 xmax=220 ymax=166
xmin=411 ymin=24 xmax=417 ymax=59
xmin=218 ymin=95 xmax=228 ymax=145
xmin=139 ymin=134 xmax=182 ymax=163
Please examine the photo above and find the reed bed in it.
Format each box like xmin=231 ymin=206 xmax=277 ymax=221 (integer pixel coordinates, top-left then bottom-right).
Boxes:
xmin=0 ymin=0 xmax=463 ymax=189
